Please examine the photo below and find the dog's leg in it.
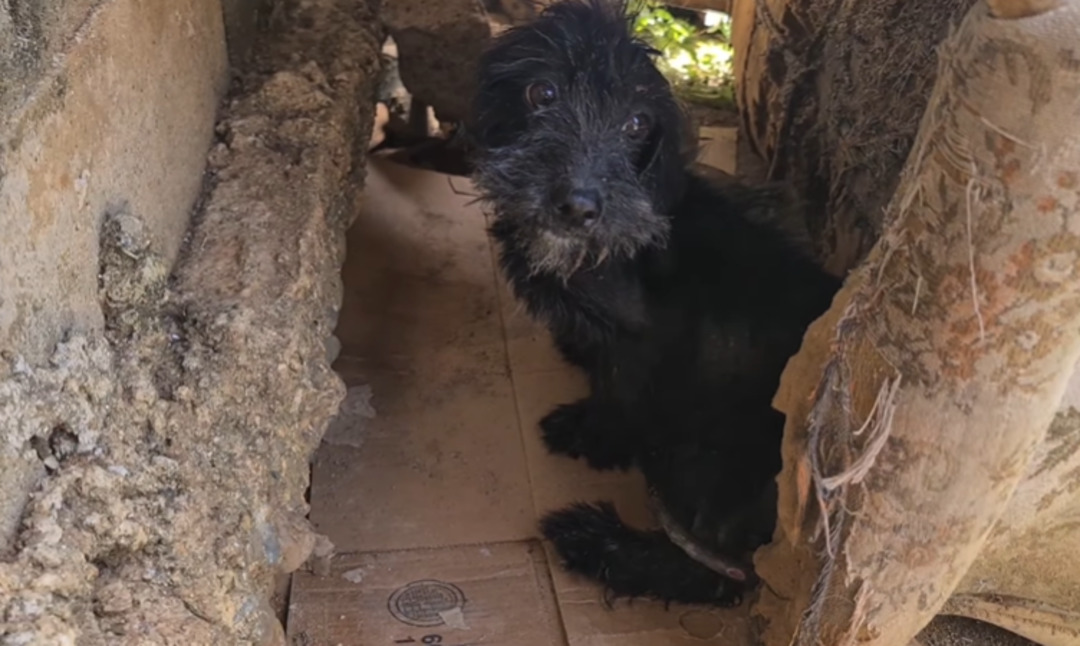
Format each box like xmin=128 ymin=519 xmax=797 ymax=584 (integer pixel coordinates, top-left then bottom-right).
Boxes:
xmin=539 ymin=398 xmax=637 ymax=470
xmin=541 ymin=333 xmax=652 ymax=470
xmin=540 ymin=502 xmax=747 ymax=607
xmin=640 ymin=440 xmax=781 ymax=558
xmin=704 ymin=479 xmax=779 ymax=557
xmin=553 ymin=334 xmax=600 ymax=372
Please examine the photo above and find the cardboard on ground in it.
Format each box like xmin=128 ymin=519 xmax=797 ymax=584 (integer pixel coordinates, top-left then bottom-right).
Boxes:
xmin=289 ymin=129 xmax=747 ymax=645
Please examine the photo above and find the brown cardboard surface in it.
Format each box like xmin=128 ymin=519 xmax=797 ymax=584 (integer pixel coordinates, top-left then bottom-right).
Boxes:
xmin=312 ymin=361 xmax=536 ymax=552
xmin=334 ymin=158 xmax=504 ymax=375
xmin=297 ymin=152 xmax=752 ymax=645
xmin=345 ymin=157 xmax=492 ymax=286
xmin=287 ymin=541 xmax=567 ymax=645
xmin=310 ymin=158 xmax=535 ymax=552
xmin=697 ymin=127 xmax=738 ymax=175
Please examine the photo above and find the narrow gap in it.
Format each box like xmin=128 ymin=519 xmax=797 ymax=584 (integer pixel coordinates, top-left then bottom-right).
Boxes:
xmin=297 ymin=3 xmax=769 ymax=644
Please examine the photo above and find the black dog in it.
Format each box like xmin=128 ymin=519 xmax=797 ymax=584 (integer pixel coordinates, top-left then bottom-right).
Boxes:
xmin=470 ymin=0 xmax=840 ymax=606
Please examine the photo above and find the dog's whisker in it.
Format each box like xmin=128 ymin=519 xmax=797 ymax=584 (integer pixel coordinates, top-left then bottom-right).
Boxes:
xmin=593 ymin=246 xmax=610 ymax=269
xmin=570 ymin=243 xmax=589 ymax=276
xmin=447 ymin=176 xmax=482 ymax=199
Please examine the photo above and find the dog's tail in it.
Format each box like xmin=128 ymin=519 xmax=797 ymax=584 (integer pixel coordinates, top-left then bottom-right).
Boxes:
xmin=540 ymin=502 xmax=747 ymax=606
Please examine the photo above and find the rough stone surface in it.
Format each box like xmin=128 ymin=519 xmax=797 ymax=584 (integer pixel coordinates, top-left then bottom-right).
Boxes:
xmin=382 ymin=0 xmax=492 ymax=123
xmin=0 ymin=0 xmax=228 ymax=565
xmin=0 ymin=0 xmax=382 ymax=643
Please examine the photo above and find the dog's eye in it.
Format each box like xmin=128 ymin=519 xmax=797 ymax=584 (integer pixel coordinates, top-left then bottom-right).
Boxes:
xmin=622 ymin=113 xmax=652 ymax=139
xmin=525 ymin=81 xmax=557 ymax=109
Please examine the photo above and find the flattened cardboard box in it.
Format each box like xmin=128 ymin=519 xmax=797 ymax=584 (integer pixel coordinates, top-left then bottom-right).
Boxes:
xmin=295 ymin=131 xmax=748 ymax=645
xmin=287 ymin=541 xmax=566 ymax=645
xmin=310 ymin=158 xmax=537 ymax=555
xmin=697 ymin=127 xmax=738 ymax=175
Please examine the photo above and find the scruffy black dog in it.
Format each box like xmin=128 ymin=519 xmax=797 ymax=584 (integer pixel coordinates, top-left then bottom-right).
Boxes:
xmin=470 ymin=0 xmax=840 ymax=606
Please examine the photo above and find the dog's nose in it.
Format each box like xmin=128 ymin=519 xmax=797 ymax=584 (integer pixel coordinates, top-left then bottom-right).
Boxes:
xmin=559 ymin=189 xmax=603 ymax=225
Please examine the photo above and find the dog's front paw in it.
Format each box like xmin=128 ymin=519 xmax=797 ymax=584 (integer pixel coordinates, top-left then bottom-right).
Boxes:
xmin=540 ymin=401 xmax=590 ymax=458
xmin=540 ymin=400 xmax=634 ymax=470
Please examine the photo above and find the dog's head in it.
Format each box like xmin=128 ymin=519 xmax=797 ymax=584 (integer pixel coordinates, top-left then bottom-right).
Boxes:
xmin=470 ymin=0 xmax=691 ymax=279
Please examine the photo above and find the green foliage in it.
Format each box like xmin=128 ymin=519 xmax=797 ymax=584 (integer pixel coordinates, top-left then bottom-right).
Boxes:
xmin=631 ymin=2 xmax=735 ymax=109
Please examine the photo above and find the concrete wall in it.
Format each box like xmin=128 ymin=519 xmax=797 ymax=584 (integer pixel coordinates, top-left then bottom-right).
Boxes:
xmin=0 ymin=0 xmax=231 ymax=548
xmin=0 ymin=0 xmax=229 ymax=366
xmin=2 ymin=0 xmax=382 ymax=639
xmin=0 ymin=0 xmax=270 ymax=367
xmin=0 ymin=1 xmax=103 ymax=122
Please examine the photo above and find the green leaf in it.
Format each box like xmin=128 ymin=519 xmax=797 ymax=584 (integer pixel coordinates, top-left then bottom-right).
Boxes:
xmin=630 ymin=1 xmax=735 ymax=109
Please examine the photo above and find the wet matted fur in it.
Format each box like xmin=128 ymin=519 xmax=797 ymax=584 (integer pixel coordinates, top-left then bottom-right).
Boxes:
xmin=470 ymin=0 xmax=840 ymax=606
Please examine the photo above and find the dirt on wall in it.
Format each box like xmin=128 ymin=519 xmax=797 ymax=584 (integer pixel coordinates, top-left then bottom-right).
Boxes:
xmin=0 ymin=0 xmax=102 ymax=123
xmin=0 ymin=0 xmax=382 ymax=643
xmin=220 ymin=0 xmax=275 ymax=64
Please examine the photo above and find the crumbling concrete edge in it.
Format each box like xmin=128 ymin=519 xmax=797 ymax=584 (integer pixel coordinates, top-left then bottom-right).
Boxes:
xmin=167 ymin=0 xmax=385 ymax=636
xmin=0 ymin=0 xmax=382 ymax=643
